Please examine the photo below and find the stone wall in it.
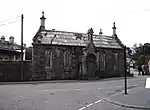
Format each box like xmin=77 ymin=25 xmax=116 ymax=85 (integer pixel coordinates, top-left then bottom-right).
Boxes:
xmin=96 ymin=48 xmax=124 ymax=78
xmin=32 ymin=43 xmax=125 ymax=80
xmin=0 ymin=61 xmax=32 ymax=81
xmin=32 ymin=44 xmax=82 ymax=80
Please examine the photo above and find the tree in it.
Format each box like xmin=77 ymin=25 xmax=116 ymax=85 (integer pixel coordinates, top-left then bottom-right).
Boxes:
xmin=137 ymin=55 xmax=145 ymax=66
xmin=131 ymin=43 xmax=142 ymax=61
xmin=130 ymin=43 xmax=150 ymax=66
xmin=143 ymin=43 xmax=150 ymax=55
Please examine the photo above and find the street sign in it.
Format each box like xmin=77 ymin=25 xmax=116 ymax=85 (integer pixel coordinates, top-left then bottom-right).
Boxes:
xmin=145 ymin=78 xmax=150 ymax=89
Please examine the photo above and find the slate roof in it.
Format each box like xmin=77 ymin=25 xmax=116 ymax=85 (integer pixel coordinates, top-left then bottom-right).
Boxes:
xmin=0 ymin=40 xmax=21 ymax=52
xmin=34 ymin=29 xmax=124 ymax=49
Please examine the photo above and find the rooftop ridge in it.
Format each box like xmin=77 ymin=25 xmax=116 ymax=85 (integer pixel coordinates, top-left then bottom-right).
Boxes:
xmin=44 ymin=29 xmax=112 ymax=37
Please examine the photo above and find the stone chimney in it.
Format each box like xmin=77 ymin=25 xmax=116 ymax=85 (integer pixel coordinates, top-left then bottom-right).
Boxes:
xmin=1 ymin=35 xmax=5 ymax=43
xmin=40 ymin=11 xmax=46 ymax=30
xmin=9 ymin=36 xmax=14 ymax=44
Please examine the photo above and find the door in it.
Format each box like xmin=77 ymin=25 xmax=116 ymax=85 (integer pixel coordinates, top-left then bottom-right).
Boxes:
xmin=86 ymin=54 xmax=96 ymax=77
xmin=53 ymin=48 xmax=63 ymax=79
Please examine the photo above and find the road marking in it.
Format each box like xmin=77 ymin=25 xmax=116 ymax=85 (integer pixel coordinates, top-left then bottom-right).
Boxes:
xmin=145 ymin=78 xmax=150 ymax=88
xmin=116 ymin=86 xmax=122 ymax=88
xmin=78 ymin=106 xmax=86 ymax=110
xmin=120 ymin=89 xmax=131 ymax=93
xmin=94 ymin=100 xmax=101 ymax=104
xmin=76 ymin=89 xmax=81 ymax=91
xmin=86 ymin=103 xmax=93 ymax=107
xmin=78 ymin=99 xmax=102 ymax=110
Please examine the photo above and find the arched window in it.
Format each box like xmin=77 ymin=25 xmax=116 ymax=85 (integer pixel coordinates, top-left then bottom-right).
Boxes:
xmin=99 ymin=51 xmax=106 ymax=71
xmin=64 ymin=50 xmax=71 ymax=69
xmin=114 ymin=52 xmax=119 ymax=70
xmin=45 ymin=49 xmax=53 ymax=69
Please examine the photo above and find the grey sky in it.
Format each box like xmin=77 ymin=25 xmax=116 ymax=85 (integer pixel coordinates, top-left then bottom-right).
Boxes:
xmin=0 ymin=0 xmax=150 ymax=47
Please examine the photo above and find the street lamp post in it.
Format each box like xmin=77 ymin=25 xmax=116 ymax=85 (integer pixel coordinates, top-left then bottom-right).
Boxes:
xmin=124 ymin=46 xmax=128 ymax=94
xmin=21 ymin=14 xmax=24 ymax=81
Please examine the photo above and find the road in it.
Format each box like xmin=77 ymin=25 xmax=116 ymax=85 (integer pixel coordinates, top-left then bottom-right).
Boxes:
xmin=0 ymin=76 xmax=147 ymax=110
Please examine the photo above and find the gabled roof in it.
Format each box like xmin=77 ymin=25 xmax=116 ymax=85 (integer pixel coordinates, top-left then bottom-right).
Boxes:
xmin=33 ymin=29 xmax=124 ymax=49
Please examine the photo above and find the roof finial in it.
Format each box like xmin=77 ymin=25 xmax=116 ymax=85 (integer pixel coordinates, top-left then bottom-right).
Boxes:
xmin=99 ymin=29 xmax=103 ymax=35
xmin=87 ymin=28 xmax=94 ymax=35
xmin=87 ymin=28 xmax=94 ymax=41
xmin=42 ymin=11 xmax=44 ymax=17
xmin=112 ymin=22 xmax=117 ymax=36
xmin=40 ymin=11 xmax=46 ymax=30
xmin=112 ymin=22 xmax=116 ymax=29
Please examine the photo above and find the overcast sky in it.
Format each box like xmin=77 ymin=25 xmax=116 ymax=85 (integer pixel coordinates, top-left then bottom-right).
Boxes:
xmin=0 ymin=0 xmax=150 ymax=47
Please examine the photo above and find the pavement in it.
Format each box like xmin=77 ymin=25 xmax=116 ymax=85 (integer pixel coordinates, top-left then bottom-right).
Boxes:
xmin=0 ymin=75 xmax=149 ymax=110
xmin=104 ymin=76 xmax=150 ymax=109
xmin=0 ymin=76 xmax=133 ymax=85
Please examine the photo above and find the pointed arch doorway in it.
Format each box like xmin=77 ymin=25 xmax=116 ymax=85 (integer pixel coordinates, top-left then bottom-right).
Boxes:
xmin=86 ymin=54 xmax=97 ymax=78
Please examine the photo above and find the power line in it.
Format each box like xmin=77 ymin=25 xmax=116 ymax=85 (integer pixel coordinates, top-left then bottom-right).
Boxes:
xmin=0 ymin=19 xmax=20 ymax=27
xmin=0 ymin=15 xmax=21 ymax=24
xmin=0 ymin=15 xmax=21 ymax=36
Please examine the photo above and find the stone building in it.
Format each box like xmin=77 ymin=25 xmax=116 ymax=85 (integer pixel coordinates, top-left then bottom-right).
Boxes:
xmin=32 ymin=12 xmax=125 ymax=80
xmin=0 ymin=36 xmax=22 ymax=61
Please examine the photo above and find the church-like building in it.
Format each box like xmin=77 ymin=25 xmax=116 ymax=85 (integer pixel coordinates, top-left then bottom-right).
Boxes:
xmin=32 ymin=12 xmax=125 ymax=80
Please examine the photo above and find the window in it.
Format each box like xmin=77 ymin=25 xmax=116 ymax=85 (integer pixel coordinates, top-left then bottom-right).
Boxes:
xmin=45 ymin=49 xmax=53 ymax=69
xmin=63 ymin=50 xmax=71 ymax=69
xmin=114 ymin=52 xmax=119 ymax=70
xmin=99 ymin=51 xmax=106 ymax=70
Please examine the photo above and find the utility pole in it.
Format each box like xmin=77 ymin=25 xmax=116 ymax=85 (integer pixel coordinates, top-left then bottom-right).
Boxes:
xmin=21 ymin=14 xmax=24 ymax=81
xmin=124 ymin=46 xmax=127 ymax=94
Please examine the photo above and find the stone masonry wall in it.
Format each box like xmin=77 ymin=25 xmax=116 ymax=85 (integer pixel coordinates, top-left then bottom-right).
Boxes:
xmin=32 ymin=43 xmax=124 ymax=80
